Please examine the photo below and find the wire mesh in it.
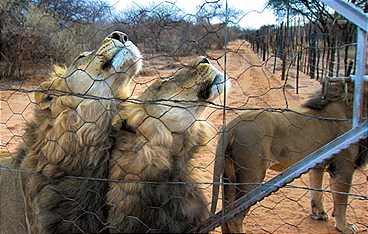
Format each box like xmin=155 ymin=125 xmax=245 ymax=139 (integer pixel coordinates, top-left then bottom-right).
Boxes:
xmin=0 ymin=0 xmax=367 ymax=233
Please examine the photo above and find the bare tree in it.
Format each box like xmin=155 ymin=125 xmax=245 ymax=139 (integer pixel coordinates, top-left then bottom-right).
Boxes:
xmin=0 ymin=0 xmax=114 ymax=79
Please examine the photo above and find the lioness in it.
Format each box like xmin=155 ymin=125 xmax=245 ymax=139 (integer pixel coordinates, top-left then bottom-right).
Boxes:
xmin=108 ymin=56 xmax=227 ymax=233
xmin=211 ymin=82 xmax=367 ymax=234
xmin=17 ymin=31 xmax=142 ymax=233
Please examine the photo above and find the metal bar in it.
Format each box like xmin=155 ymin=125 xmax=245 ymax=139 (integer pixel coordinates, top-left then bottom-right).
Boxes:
xmin=352 ymin=28 xmax=367 ymax=127
xmin=327 ymin=75 xmax=368 ymax=82
xmin=193 ymin=120 xmax=368 ymax=233
xmin=221 ymin=0 xmax=229 ymax=227
xmin=319 ymin=0 xmax=368 ymax=32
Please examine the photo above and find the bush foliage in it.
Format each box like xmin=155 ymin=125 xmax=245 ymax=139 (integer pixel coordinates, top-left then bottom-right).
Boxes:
xmin=0 ymin=0 xmax=241 ymax=79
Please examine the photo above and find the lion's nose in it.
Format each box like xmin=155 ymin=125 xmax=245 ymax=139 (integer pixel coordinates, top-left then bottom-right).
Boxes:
xmin=108 ymin=31 xmax=128 ymax=43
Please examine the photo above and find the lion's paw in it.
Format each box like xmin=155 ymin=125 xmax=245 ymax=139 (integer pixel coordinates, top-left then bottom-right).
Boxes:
xmin=310 ymin=211 xmax=329 ymax=221
xmin=335 ymin=223 xmax=357 ymax=234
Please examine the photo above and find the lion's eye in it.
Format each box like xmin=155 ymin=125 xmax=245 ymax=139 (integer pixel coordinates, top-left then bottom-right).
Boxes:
xmin=77 ymin=54 xmax=86 ymax=60
xmin=199 ymin=58 xmax=210 ymax=65
xmin=76 ymin=51 xmax=92 ymax=60
xmin=102 ymin=60 xmax=112 ymax=70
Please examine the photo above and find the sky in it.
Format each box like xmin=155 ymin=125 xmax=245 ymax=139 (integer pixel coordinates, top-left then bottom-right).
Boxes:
xmin=106 ymin=0 xmax=278 ymax=29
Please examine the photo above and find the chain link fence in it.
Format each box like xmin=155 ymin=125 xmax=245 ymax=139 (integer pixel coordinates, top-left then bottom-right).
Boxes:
xmin=0 ymin=0 xmax=367 ymax=233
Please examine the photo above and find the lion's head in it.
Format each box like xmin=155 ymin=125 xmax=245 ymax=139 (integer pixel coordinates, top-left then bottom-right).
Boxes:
xmin=65 ymin=31 xmax=142 ymax=98
xmin=35 ymin=31 xmax=142 ymax=113
xmin=28 ymin=31 xmax=142 ymax=152
xmin=141 ymin=56 xmax=225 ymax=101
xmin=119 ymin=56 xmax=226 ymax=133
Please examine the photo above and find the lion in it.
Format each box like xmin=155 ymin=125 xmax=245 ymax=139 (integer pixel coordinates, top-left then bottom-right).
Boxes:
xmin=211 ymin=81 xmax=367 ymax=234
xmin=1 ymin=31 xmax=142 ymax=234
xmin=107 ymin=56 xmax=226 ymax=233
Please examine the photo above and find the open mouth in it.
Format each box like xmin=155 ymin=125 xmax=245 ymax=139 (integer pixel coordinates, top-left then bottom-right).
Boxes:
xmin=112 ymin=41 xmax=142 ymax=73
xmin=198 ymin=73 xmax=225 ymax=100
xmin=209 ymin=72 xmax=226 ymax=97
xmin=111 ymin=48 xmax=135 ymax=72
xmin=100 ymin=41 xmax=141 ymax=73
xmin=101 ymin=47 xmax=122 ymax=70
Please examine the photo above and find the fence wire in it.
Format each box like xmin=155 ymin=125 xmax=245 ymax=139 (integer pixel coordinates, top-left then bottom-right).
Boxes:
xmin=0 ymin=0 xmax=367 ymax=233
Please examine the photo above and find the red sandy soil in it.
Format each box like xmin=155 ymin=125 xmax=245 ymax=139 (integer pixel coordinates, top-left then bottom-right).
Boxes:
xmin=0 ymin=40 xmax=366 ymax=233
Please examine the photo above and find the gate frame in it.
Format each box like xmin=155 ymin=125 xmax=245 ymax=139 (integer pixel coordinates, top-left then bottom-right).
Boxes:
xmin=321 ymin=0 xmax=367 ymax=127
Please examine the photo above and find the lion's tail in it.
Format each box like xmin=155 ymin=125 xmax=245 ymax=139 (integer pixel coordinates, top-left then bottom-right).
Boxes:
xmin=355 ymin=138 xmax=367 ymax=169
xmin=211 ymin=127 xmax=233 ymax=214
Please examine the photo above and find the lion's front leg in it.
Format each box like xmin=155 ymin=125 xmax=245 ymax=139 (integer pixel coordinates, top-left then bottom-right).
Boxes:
xmin=107 ymin=150 xmax=148 ymax=233
xmin=107 ymin=182 xmax=145 ymax=233
xmin=308 ymin=167 xmax=329 ymax=221
xmin=328 ymin=152 xmax=357 ymax=234
xmin=222 ymin=213 xmax=246 ymax=233
xmin=330 ymin=172 xmax=356 ymax=234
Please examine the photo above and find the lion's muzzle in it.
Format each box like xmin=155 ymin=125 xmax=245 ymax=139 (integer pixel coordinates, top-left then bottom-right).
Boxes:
xmin=209 ymin=66 xmax=228 ymax=100
xmin=111 ymin=42 xmax=142 ymax=74
xmin=96 ymin=31 xmax=142 ymax=75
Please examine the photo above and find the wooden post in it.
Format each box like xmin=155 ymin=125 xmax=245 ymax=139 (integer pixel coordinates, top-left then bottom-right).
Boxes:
xmin=347 ymin=60 xmax=354 ymax=76
xmin=336 ymin=46 xmax=340 ymax=76
xmin=273 ymin=25 xmax=278 ymax=73
xmin=296 ymin=51 xmax=300 ymax=94
xmin=281 ymin=7 xmax=289 ymax=81
xmin=264 ymin=28 xmax=266 ymax=58
xmin=315 ymin=19 xmax=321 ymax=81
xmin=299 ymin=18 xmax=304 ymax=73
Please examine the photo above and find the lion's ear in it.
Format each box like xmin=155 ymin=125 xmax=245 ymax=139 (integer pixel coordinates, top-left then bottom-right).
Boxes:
xmin=35 ymin=81 xmax=53 ymax=110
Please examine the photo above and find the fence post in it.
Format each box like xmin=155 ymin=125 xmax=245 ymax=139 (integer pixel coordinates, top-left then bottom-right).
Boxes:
xmin=296 ymin=51 xmax=300 ymax=94
xmin=352 ymin=28 xmax=367 ymax=127
xmin=319 ymin=0 xmax=368 ymax=127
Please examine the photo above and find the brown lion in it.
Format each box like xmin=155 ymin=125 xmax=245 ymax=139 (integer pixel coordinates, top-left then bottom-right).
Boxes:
xmin=211 ymin=81 xmax=367 ymax=234
xmin=6 ymin=31 xmax=142 ymax=234
xmin=107 ymin=56 xmax=226 ymax=233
